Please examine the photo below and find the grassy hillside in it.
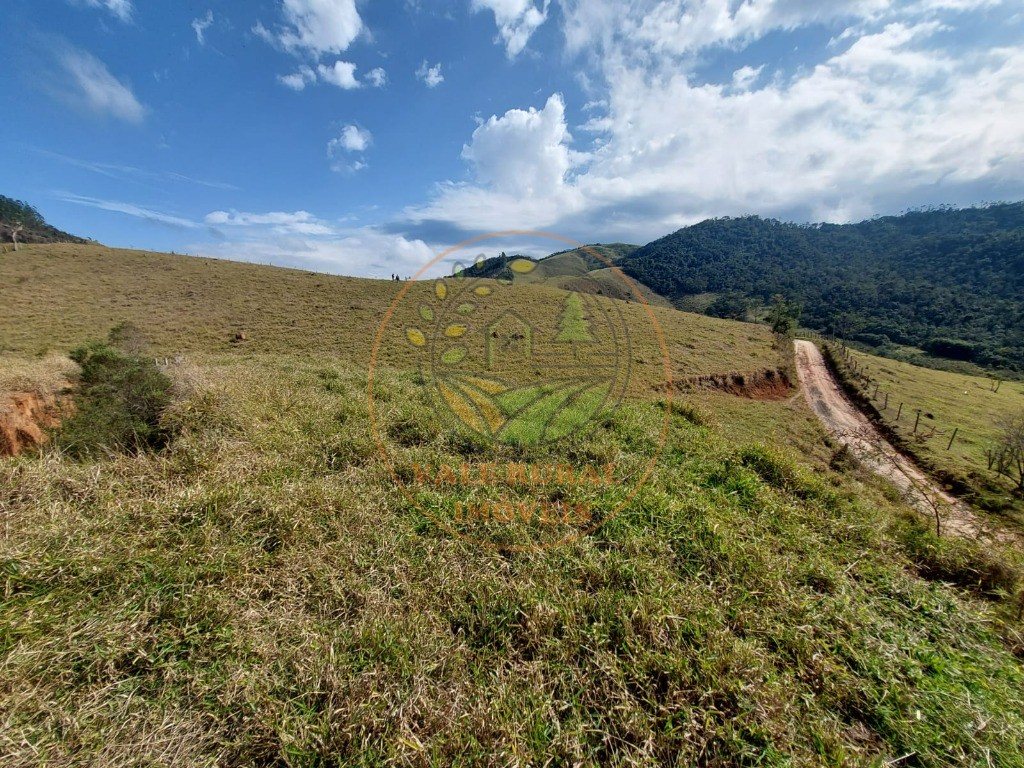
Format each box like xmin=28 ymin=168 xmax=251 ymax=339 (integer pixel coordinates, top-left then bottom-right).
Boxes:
xmin=840 ymin=347 xmax=1024 ymax=523
xmin=2 ymin=244 xmax=1024 ymax=765
xmin=0 ymin=244 xmax=775 ymax=389
xmin=617 ymin=203 xmax=1024 ymax=372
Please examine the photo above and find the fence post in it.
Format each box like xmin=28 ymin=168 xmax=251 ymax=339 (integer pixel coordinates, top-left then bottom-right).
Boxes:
xmin=884 ymin=392 xmax=889 ymax=410
xmin=947 ymin=427 xmax=959 ymax=450
xmin=896 ymin=402 xmax=903 ymax=420
xmin=873 ymin=383 xmax=880 ymax=399
xmin=914 ymin=409 xmax=921 ymax=433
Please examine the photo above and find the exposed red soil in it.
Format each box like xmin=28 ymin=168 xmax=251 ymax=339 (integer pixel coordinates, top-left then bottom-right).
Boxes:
xmin=656 ymin=368 xmax=792 ymax=400
xmin=0 ymin=392 xmax=70 ymax=457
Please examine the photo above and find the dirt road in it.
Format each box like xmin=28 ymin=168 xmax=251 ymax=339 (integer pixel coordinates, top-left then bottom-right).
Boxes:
xmin=794 ymin=339 xmax=990 ymax=540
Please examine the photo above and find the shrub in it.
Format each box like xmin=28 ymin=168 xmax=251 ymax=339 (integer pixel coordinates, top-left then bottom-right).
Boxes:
xmin=54 ymin=338 xmax=173 ymax=457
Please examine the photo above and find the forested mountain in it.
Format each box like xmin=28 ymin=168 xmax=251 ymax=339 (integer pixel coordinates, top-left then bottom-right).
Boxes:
xmin=616 ymin=203 xmax=1024 ymax=371
xmin=0 ymin=195 xmax=87 ymax=246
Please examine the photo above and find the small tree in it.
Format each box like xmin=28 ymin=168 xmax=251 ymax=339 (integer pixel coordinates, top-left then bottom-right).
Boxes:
xmin=767 ymin=294 xmax=800 ymax=335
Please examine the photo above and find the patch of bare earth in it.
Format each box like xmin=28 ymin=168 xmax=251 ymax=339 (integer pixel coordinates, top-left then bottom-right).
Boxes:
xmin=0 ymin=391 xmax=70 ymax=457
xmin=658 ymin=367 xmax=792 ymax=400
xmin=0 ymin=356 xmax=76 ymax=458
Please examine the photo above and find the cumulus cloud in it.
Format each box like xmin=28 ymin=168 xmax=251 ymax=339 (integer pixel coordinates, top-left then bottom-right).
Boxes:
xmin=317 ymin=60 xmax=360 ymax=89
xmin=471 ymin=0 xmax=550 ymax=57
xmin=462 ymin=94 xmax=576 ymax=196
xmin=328 ymin=125 xmax=372 ymax=172
xmin=55 ymin=46 xmax=146 ymax=123
xmin=192 ymin=10 xmax=213 ymax=45
xmin=416 ymin=61 xmax=444 ymax=87
xmin=279 ymin=61 xmax=383 ymax=90
xmin=333 ymin=125 xmax=372 ymax=152
xmin=256 ymin=0 xmax=362 ymax=58
xmin=406 ymin=9 xmax=1024 ymax=242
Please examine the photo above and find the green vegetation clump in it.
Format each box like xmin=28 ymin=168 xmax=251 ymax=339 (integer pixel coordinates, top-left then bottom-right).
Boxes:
xmin=54 ymin=331 xmax=173 ymax=457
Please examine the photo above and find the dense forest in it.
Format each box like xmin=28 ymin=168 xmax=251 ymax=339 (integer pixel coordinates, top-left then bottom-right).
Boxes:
xmin=0 ymin=195 xmax=87 ymax=245
xmin=616 ymin=203 xmax=1024 ymax=371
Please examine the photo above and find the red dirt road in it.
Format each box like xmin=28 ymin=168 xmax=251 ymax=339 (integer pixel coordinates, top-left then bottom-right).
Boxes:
xmin=794 ymin=339 xmax=994 ymax=540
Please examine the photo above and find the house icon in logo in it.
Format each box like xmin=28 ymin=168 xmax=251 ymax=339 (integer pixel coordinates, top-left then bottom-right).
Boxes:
xmin=484 ymin=309 xmax=534 ymax=369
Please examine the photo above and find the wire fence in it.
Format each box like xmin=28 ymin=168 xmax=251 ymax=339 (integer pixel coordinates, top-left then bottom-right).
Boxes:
xmin=797 ymin=330 xmax=988 ymax=454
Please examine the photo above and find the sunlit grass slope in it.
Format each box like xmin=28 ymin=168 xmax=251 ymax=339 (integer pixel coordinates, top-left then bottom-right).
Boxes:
xmin=2 ymin=354 xmax=1023 ymax=766
xmin=1 ymin=244 xmax=773 ymax=389
xmin=2 ymin=244 xmax=1024 ymax=765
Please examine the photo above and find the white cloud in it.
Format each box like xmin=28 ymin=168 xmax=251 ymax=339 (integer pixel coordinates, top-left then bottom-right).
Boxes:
xmin=560 ymin=0 xmax=901 ymax=57
xmin=56 ymin=47 xmax=146 ymax=123
xmin=471 ymin=0 xmax=550 ymax=57
xmin=257 ymin=0 xmax=362 ymax=58
xmin=194 ymin=227 xmax=436 ymax=278
xmin=278 ymin=65 xmax=317 ymax=90
xmin=406 ymin=14 xmax=1024 ymax=242
xmin=462 ymin=94 xmax=575 ymax=196
xmin=192 ymin=10 xmax=213 ymax=45
xmin=61 ymin=194 xmax=197 ymax=228
xmin=280 ymin=61 xmax=383 ymax=91
xmin=205 ymin=210 xmax=337 ymax=236
xmin=365 ymin=67 xmax=388 ymax=87
xmin=317 ymin=60 xmax=360 ymax=89
xmin=330 ymin=124 xmax=372 ymax=153
xmin=39 ymin=149 xmax=238 ymax=190
xmin=732 ymin=64 xmax=764 ymax=90
xmin=328 ymin=125 xmax=372 ymax=172
xmin=416 ymin=60 xmax=444 ymax=87
xmin=73 ymin=0 xmax=133 ymax=23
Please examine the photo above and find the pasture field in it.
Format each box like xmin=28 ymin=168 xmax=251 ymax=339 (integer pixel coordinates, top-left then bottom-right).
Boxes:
xmin=845 ymin=347 xmax=1024 ymax=522
xmin=0 ymin=244 xmax=776 ymax=391
xmin=1 ymin=245 xmax=1023 ymax=765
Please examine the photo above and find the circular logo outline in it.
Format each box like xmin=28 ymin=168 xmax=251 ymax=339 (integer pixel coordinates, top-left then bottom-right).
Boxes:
xmin=367 ymin=230 xmax=673 ymax=551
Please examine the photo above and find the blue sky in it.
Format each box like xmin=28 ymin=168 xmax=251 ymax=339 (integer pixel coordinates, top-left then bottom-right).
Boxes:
xmin=2 ymin=0 xmax=1022 ymax=277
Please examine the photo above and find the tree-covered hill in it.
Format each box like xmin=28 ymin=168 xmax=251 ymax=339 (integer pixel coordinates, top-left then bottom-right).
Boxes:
xmin=0 ymin=195 xmax=88 ymax=246
xmin=616 ymin=203 xmax=1024 ymax=371
xmin=460 ymin=243 xmax=638 ymax=281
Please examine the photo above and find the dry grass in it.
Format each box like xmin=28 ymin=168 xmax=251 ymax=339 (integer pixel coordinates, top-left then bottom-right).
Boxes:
xmin=0 ymin=353 xmax=1022 ymax=766
xmin=2 ymin=246 xmax=1024 ymax=765
xmin=0 ymin=356 xmax=75 ymax=396
xmin=0 ymin=245 xmax=775 ymax=394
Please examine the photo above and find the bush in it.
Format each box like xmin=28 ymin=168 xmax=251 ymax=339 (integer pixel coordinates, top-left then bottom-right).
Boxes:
xmin=54 ymin=339 xmax=173 ymax=457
